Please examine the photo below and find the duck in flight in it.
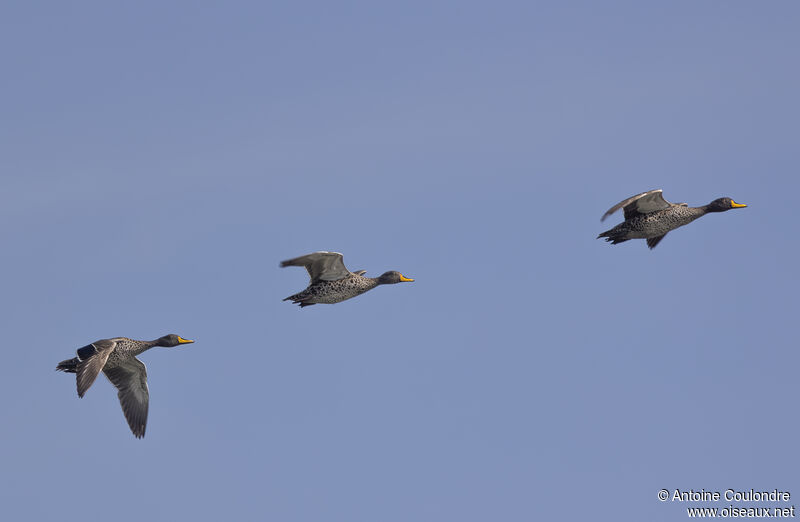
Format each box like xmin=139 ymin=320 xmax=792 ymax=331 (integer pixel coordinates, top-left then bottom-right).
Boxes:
xmin=56 ymin=334 xmax=194 ymax=438
xmin=281 ymin=251 xmax=414 ymax=307
xmin=597 ymin=189 xmax=747 ymax=249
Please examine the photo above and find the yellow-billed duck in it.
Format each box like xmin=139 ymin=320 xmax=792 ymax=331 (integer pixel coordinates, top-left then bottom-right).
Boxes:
xmin=598 ymin=189 xmax=746 ymax=249
xmin=280 ymin=251 xmax=414 ymax=307
xmin=56 ymin=334 xmax=194 ymax=438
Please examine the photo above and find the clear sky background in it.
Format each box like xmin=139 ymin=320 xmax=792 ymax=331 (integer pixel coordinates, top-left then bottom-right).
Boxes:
xmin=1 ymin=2 xmax=798 ymax=521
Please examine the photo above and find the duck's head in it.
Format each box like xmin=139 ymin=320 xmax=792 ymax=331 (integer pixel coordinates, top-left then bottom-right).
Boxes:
xmin=707 ymin=197 xmax=747 ymax=213
xmin=156 ymin=334 xmax=195 ymax=347
xmin=377 ymin=271 xmax=415 ymax=284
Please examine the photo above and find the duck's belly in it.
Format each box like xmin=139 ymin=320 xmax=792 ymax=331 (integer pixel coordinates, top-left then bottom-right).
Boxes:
xmin=629 ymin=211 xmax=699 ymax=237
xmin=104 ymin=349 xmax=126 ymax=369
xmin=306 ymin=278 xmax=374 ymax=303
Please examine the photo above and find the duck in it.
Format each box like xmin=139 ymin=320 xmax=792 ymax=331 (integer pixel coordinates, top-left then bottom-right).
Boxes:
xmin=281 ymin=251 xmax=414 ymax=307
xmin=56 ymin=334 xmax=194 ymax=438
xmin=597 ymin=189 xmax=747 ymax=249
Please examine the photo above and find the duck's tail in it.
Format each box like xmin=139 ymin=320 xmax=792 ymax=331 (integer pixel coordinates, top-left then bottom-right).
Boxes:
xmin=56 ymin=357 xmax=79 ymax=373
xmin=283 ymin=293 xmax=316 ymax=308
xmin=597 ymin=228 xmax=630 ymax=245
xmin=56 ymin=343 xmax=98 ymax=373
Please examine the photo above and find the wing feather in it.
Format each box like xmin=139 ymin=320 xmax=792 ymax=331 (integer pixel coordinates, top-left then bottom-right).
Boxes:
xmin=280 ymin=251 xmax=351 ymax=282
xmin=75 ymin=339 xmax=116 ymax=398
xmin=103 ymin=358 xmax=150 ymax=438
xmin=601 ymin=189 xmax=673 ymax=222
xmin=647 ymin=233 xmax=668 ymax=249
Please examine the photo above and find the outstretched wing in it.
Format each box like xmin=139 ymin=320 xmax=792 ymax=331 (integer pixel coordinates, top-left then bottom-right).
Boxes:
xmin=103 ymin=357 xmax=150 ymax=439
xmin=75 ymin=339 xmax=117 ymax=398
xmin=280 ymin=251 xmax=351 ymax=282
xmin=601 ymin=189 xmax=673 ymax=222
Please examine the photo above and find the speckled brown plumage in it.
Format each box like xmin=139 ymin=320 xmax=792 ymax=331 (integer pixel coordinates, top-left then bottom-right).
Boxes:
xmin=281 ymin=251 xmax=414 ymax=307
xmin=56 ymin=334 xmax=194 ymax=438
xmin=598 ymin=190 xmax=747 ymax=249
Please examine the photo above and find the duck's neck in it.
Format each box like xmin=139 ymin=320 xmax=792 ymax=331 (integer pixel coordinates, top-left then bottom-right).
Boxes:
xmin=363 ymin=277 xmax=382 ymax=290
xmin=689 ymin=205 xmax=710 ymax=218
xmin=131 ymin=339 xmax=160 ymax=356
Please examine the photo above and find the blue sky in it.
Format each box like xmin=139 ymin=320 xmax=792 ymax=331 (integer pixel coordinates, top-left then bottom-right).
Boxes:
xmin=2 ymin=2 xmax=798 ymax=520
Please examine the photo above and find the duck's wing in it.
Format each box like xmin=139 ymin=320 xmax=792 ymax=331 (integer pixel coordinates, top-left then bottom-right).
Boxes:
xmin=75 ymin=339 xmax=117 ymax=398
xmin=601 ymin=189 xmax=674 ymax=222
xmin=103 ymin=357 xmax=149 ymax=439
xmin=280 ymin=251 xmax=351 ymax=282
xmin=647 ymin=233 xmax=668 ymax=249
